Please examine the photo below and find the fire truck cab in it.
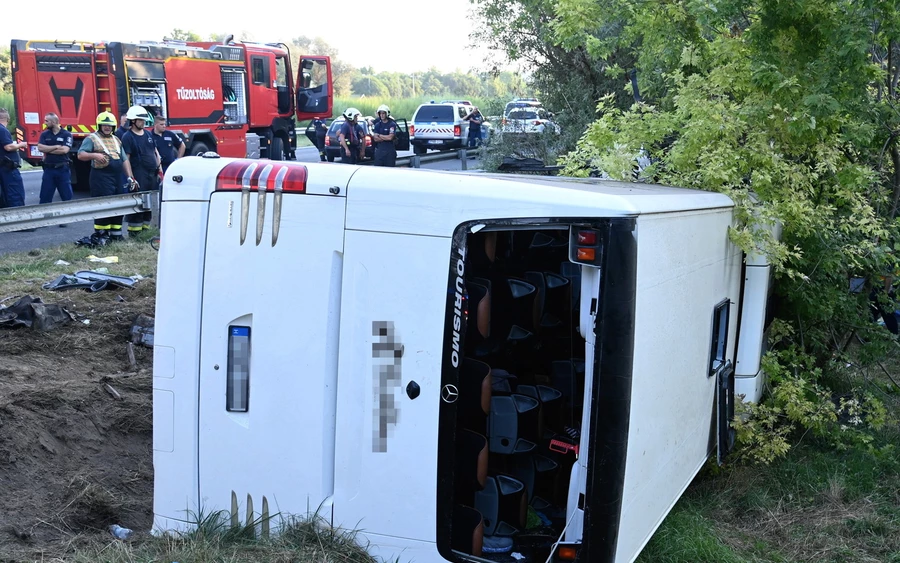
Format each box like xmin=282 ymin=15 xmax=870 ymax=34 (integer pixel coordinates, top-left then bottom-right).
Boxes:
xmin=152 ymin=156 xmax=776 ymax=563
xmin=10 ymin=38 xmax=331 ymax=187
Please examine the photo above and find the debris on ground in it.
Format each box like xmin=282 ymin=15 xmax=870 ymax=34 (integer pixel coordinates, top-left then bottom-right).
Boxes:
xmin=0 ymin=295 xmax=76 ymax=331
xmin=130 ymin=314 xmax=155 ymax=348
xmin=43 ymin=271 xmax=139 ymax=293
xmin=87 ymin=255 xmax=119 ymax=264
xmin=54 ymin=260 xmax=71 ymax=266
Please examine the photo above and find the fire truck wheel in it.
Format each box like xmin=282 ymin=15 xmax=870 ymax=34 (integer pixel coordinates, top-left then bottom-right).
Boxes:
xmin=270 ymin=136 xmax=285 ymax=161
xmin=190 ymin=142 xmax=211 ymax=157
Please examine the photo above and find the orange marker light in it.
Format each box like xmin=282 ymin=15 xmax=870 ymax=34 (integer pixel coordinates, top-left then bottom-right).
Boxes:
xmin=576 ymin=248 xmax=595 ymax=261
xmin=558 ymin=546 xmax=578 ymax=560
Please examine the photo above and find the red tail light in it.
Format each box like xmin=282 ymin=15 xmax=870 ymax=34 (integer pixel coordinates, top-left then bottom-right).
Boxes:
xmin=325 ymin=136 xmax=331 ymax=146
xmin=409 ymin=125 xmax=415 ymax=136
xmin=454 ymin=125 xmax=461 ymax=136
xmin=365 ymin=135 xmax=372 ymax=147
xmin=216 ymin=160 xmax=307 ymax=193
xmin=533 ymin=120 xmax=542 ymax=125
xmin=570 ymin=227 xmax=602 ymax=266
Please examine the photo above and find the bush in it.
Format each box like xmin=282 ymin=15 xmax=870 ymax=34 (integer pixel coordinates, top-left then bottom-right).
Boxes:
xmin=0 ymin=90 xmax=15 ymax=128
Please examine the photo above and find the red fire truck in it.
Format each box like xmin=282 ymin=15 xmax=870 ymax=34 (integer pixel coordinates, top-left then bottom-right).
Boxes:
xmin=10 ymin=37 xmax=332 ymax=187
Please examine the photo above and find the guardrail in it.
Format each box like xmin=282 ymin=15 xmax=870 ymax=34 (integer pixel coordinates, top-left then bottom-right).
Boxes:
xmin=0 ymin=191 xmax=157 ymax=234
xmin=365 ymin=148 xmax=479 ymax=169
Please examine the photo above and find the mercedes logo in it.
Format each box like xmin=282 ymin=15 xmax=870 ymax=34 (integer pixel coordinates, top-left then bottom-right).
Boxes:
xmin=441 ymin=384 xmax=459 ymax=404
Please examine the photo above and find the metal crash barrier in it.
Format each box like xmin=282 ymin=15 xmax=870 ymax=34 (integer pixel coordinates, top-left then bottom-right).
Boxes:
xmin=0 ymin=191 xmax=158 ymax=234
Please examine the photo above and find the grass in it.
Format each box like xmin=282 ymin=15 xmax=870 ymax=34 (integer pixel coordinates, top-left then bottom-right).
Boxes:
xmin=70 ymin=510 xmax=381 ymax=563
xmin=636 ymin=430 xmax=900 ymax=563
xmin=0 ymin=232 xmax=159 ymax=293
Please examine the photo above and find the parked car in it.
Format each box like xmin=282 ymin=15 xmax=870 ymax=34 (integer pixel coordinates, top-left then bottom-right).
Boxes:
xmin=504 ymin=98 xmax=543 ymax=118
xmin=409 ymin=101 xmax=473 ymax=155
xmin=500 ymin=107 xmax=560 ymax=135
xmin=305 ymin=117 xmax=409 ymax=162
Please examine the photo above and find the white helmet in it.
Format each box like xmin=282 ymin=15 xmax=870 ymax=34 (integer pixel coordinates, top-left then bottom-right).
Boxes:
xmin=376 ymin=104 xmax=391 ymax=116
xmin=342 ymin=107 xmax=361 ymax=121
xmin=125 ymin=105 xmax=151 ymax=121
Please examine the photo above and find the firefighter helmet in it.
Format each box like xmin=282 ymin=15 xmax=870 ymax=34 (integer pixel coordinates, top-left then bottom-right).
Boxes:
xmin=342 ymin=107 xmax=361 ymax=121
xmin=96 ymin=111 xmax=117 ymax=128
xmin=125 ymin=105 xmax=151 ymax=121
xmin=376 ymin=104 xmax=390 ymax=116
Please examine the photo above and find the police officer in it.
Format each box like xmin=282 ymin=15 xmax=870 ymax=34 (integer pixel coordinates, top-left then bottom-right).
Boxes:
xmin=151 ymin=115 xmax=184 ymax=174
xmin=0 ymin=108 xmax=26 ymax=209
xmin=121 ymin=105 xmax=161 ymax=235
xmin=311 ymin=116 xmax=328 ymax=161
xmin=77 ymin=111 xmax=135 ymax=242
xmin=37 ymin=113 xmax=74 ymax=205
xmin=371 ymin=104 xmax=398 ymax=167
xmin=464 ymin=107 xmax=484 ymax=148
xmin=337 ymin=108 xmax=365 ymax=164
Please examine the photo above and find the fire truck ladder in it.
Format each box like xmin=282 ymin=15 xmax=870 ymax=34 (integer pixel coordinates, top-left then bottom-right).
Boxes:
xmin=93 ymin=45 xmax=113 ymax=119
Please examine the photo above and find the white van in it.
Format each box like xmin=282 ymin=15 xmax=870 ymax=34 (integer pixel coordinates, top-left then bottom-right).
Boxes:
xmin=410 ymin=101 xmax=473 ymax=155
xmin=152 ymin=156 xmax=773 ymax=563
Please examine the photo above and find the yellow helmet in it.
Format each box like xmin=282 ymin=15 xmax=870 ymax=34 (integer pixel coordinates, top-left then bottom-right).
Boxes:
xmin=96 ymin=111 xmax=117 ymax=127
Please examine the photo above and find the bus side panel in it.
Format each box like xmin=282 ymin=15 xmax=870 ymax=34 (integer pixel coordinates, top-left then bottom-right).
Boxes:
xmin=152 ymin=199 xmax=210 ymax=532
xmin=615 ymin=209 xmax=742 ymax=563
xmin=332 ymin=229 xmax=450 ymax=549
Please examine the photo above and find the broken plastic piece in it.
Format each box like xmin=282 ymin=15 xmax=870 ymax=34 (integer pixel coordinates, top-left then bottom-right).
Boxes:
xmin=549 ymin=438 xmax=579 ymax=456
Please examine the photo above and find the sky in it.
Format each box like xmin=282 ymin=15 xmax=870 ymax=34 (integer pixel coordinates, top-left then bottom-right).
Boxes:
xmin=3 ymin=0 xmax=497 ymax=74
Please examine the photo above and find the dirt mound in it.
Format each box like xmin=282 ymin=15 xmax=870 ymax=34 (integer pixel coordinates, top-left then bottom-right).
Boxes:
xmin=0 ymin=283 xmax=155 ymax=561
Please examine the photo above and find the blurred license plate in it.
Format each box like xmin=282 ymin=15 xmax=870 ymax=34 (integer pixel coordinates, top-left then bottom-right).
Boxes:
xmin=30 ymin=146 xmax=42 ymax=157
xmin=428 ymin=140 xmax=442 ymax=145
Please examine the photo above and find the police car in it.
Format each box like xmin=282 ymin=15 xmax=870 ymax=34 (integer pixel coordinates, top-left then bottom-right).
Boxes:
xmin=409 ymin=102 xmax=473 ymax=155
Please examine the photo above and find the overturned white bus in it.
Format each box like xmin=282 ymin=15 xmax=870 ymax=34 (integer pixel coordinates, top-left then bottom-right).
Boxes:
xmin=151 ymin=156 xmax=774 ymax=563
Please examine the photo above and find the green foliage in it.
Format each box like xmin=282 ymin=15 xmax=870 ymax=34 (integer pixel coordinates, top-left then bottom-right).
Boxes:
xmin=541 ymin=0 xmax=900 ymax=462
xmin=0 ymin=91 xmax=14 ymax=128
xmin=0 ymin=47 xmax=11 ymax=92
xmin=636 ymin=434 xmax=900 ymax=562
xmin=167 ymin=28 xmax=202 ymax=42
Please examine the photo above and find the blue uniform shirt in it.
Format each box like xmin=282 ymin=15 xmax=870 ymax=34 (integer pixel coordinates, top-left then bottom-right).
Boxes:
xmin=152 ymin=130 xmax=183 ymax=167
xmin=122 ymin=130 xmax=159 ymax=172
xmin=467 ymin=111 xmax=483 ymax=135
xmin=339 ymin=121 xmax=362 ymax=147
xmin=312 ymin=118 xmax=328 ymax=139
xmin=0 ymin=126 xmax=21 ymax=166
xmin=372 ymin=119 xmax=398 ymax=153
xmin=38 ymin=128 xmax=73 ymax=166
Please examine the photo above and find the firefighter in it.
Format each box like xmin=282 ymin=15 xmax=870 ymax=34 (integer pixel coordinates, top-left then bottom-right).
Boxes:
xmin=36 ymin=113 xmax=74 ymax=205
xmin=115 ymin=114 xmax=129 ymax=140
xmin=121 ymin=105 xmax=161 ymax=235
xmin=371 ymin=104 xmax=398 ymax=167
xmin=151 ymin=115 xmax=185 ymax=174
xmin=76 ymin=111 xmax=135 ymax=242
xmin=0 ymin=108 xmax=26 ymax=209
xmin=337 ymin=108 xmax=364 ymax=165
xmin=311 ymin=116 xmax=328 ymax=161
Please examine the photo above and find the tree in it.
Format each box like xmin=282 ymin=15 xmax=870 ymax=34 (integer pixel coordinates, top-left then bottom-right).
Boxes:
xmin=545 ymin=0 xmax=899 ymax=459
xmin=351 ymin=75 xmax=389 ymax=97
xmin=167 ymin=29 xmax=202 ymax=42
xmin=0 ymin=47 xmax=11 ymax=92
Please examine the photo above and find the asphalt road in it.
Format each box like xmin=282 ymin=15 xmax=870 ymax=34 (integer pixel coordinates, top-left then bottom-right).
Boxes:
xmin=0 ymin=146 xmax=480 ymax=256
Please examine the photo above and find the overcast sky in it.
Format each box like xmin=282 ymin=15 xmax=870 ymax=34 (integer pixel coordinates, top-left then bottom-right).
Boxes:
xmin=3 ymin=0 xmax=497 ymax=74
